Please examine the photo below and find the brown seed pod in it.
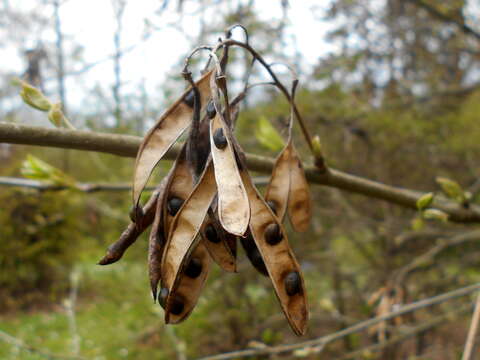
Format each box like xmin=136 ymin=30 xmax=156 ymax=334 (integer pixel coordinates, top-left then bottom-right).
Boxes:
xmin=147 ymin=177 xmax=170 ymax=301
xmin=287 ymin=144 xmax=312 ymax=232
xmin=162 ymin=145 xmax=194 ymax=239
xmin=132 ymin=69 xmax=214 ymax=211
xmin=232 ymin=139 xmax=308 ymax=336
xmin=265 ymin=143 xmax=292 ymax=222
xmin=209 ymin=113 xmax=250 ymax=236
xmin=98 ymin=188 xmax=160 ymax=265
xmin=164 ymin=241 xmax=211 ymax=324
xmin=160 ymin=161 xmax=217 ymax=321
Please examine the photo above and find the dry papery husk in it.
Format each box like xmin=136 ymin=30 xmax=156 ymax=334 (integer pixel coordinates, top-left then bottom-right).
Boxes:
xmin=132 ymin=69 xmax=214 ymax=211
xmin=209 ymin=111 xmax=250 ymax=236
xmin=161 ymin=160 xmax=217 ymax=322
xmin=162 ymin=142 xmax=236 ymax=272
xmin=232 ymin=139 xmax=309 ymax=336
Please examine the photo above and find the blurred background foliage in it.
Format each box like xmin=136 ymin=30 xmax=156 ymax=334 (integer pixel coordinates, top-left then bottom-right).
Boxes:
xmin=1 ymin=0 xmax=480 ymax=359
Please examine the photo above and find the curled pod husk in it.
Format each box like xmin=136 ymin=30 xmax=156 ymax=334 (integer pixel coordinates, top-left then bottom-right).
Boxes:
xmin=98 ymin=188 xmax=160 ymax=265
xmin=240 ymin=231 xmax=268 ymax=277
xmin=162 ymin=145 xmax=192 ymax=238
xmin=264 ymin=142 xmax=292 ymax=221
xmin=132 ymin=69 xmax=214 ymax=211
xmin=161 ymin=240 xmax=211 ymax=324
xmin=209 ymin=112 xmax=250 ymax=236
xmin=160 ymin=161 xmax=217 ymax=320
xmin=233 ymin=139 xmax=308 ymax=336
xmin=287 ymin=144 xmax=312 ymax=232
xmin=163 ymin=146 xmax=235 ymax=272
xmin=148 ymin=177 xmax=170 ymax=301
xmin=200 ymin=209 xmax=236 ymax=272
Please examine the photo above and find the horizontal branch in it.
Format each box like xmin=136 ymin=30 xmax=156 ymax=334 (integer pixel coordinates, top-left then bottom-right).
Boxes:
xmin=1 ymin=122 xmax=479 ymax=223
xmin=198 ymin=282 xmax=480 ymax=360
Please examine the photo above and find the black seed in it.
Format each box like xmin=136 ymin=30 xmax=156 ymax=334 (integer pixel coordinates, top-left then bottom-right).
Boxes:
xmin=167 ymin=197 xmax=184 ymax=216
xmin=285 ymin=271 xmax=301 ymax=296
xmin=185 ymin=258 xmax=202 ymax=278
xmin=205 ymin=224 xmax=220 ymax=243
xmin=206 ymin=101 xmax=216 ymax=119
xmin=158 ymin=287 xmax=169 ymax=309
xmin=213 ymin=128 xmax=228 ymax=149
xmin=129 ymin=205 xmax=143 ymax=223
xmin=265 ymin=223 xmax=282 ymax=245
xmin=170 ymin=298 xmax=184 ymax=315
xmin=184 ymin=89 xmax=195 ymax=108
xmin=266 ymin=200 xmax=277 ymax=215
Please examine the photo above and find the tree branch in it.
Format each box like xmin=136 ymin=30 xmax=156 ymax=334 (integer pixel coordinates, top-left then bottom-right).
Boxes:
xmin=406 ymin=0 xmax=480 ymax=41
xmin=1 ymin=122 xmax=480 ymax=223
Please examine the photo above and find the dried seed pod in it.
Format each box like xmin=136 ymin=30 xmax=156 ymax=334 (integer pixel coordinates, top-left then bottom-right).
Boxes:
xmin=232 ymin=139 xmax=308 ymax=336
xmin=148 ymin=178 xmax=169 ymax=300
xmin=132 ymin=69 xmax=214 ymax=209
xmin=204 ymin=223 xmax=220 ymax=243
xmin=98 ymin=188 xmax=160 ymax=265
xmin=158 ymin=287 xmax=169 ymax=309
xmin=265 ymin=143 xmax=292 ymax=222
xmin=240 ymin=232 xmax=268 ymax=277
xmin=164 ymin=241 xmax=211 ymax=324
xmin=161 ymin=161 xmax=217 ymax=322
xmin=162 ymin=145 xmax=194 ymax=238
xmin=209 ymin=113 xmax=250 ymax=236
xmin=287 ymin=145 xmax=312 ymax=232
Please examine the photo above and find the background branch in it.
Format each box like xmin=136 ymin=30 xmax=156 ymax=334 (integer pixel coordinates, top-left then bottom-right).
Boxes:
xmin=1 ymin=122 xmax=479 ymax=223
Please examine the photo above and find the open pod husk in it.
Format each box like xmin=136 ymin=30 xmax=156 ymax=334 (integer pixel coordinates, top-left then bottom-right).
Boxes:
xmin=164 ymin=240 xmax=211 ymax=324
xmin=233 ymin=139 xmax=309 ymax=336
xmin=287 ymin=144 xmax=312 ymax=232
xmin=209 ymin=113 xmax=250 ymax=236
xmin=132 ymin=69 xmax=214 ymax=210
xmin=161 ymin=161 xmax=216 ymax=321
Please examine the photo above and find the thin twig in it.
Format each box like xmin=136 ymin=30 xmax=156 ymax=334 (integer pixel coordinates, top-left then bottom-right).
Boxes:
xmin=1 ymin=122 xmax=479 ymax=223
xmin=196 ymin=282 xmax=480 ymax=360
xmin=462 ymin=292 xmax=480 ymax=360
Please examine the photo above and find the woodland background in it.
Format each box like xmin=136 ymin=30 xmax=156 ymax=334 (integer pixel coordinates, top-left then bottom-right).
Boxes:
xmin=1 ymin=0 xmax=480 ymax=359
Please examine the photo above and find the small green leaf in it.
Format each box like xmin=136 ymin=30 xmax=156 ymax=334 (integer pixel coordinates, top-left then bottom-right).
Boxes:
xmin=423 ymin=208 xmax=449 ymax=223
xmin=255 ymin=116 xmax=285 ymax=151
xmin=411 ymin=216 xmax=424 ymax=231
xmin=21 ymin=155 xmax=76 ymax=187
xmin=436 ymin=177 xmax=465 ymax=203
xmin=19 ymin=82 xmax=51 ymax=111
xmin=416 ymin=192 xmax=434 ymax=210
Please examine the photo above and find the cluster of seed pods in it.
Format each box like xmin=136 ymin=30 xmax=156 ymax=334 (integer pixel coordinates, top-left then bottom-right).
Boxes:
xmin=98 ymin=32 xmax=313 ymax=335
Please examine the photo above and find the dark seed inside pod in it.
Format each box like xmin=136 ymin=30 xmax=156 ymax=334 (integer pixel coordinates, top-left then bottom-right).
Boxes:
xmin=183 ymin=89 xmax=195 ymax=108
xmin=265 ymin=223 xmax=283 ymax=245
xmin=158 ymin=287 xmax=169 ymax=308
xmin=167 ymin=197 xmax=184 ymax=216
xmin=184 ymin=257 xmax=202 ymax=278
xmin=266 ymin=200 xmax=278 ymax=215
xmin=206 ymin=101 xmax=216 ymax=119
xmin=129 ymin=205 xmax=144 ymax=223
xmin=284 ymin=271 xmax=301 ymax=296
xmin=170 ymin=297 xmax=185 ymax=315
xmin=250 ymin=248 xmax=268 ymax=276
xmin=213 ymin=128 xmax=228 ymax=149
xmin=204 ymin=224 xmax=220 ymax=243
